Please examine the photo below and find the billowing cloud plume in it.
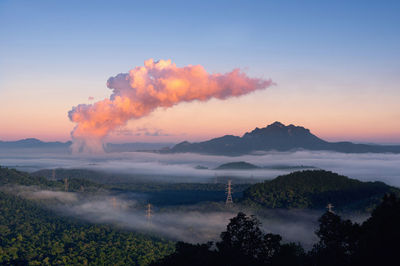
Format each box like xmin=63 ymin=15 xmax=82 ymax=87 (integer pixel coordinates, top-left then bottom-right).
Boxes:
xmin=68 ymin=59 xmax=273 ymax=152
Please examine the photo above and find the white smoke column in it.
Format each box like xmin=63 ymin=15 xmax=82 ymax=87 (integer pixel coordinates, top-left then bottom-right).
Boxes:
xmin=68 ymin=59 xmax=273 ymax=153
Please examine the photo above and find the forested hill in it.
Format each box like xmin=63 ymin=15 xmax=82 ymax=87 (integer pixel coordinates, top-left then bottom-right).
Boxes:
xmin=0 ymin=166 xmax=102 ymax=192
xmin=0 ymin=166 xmax=174 ymax=265
xmin=215 ymin=161 xmax=260 ymax=170
xmin=0 ymin=166 xmax=52 ymax=186
xmin=241 ymin=170 xmax=400 ymax=211
xmin=0 ymin=191 xmax=174 ymax=265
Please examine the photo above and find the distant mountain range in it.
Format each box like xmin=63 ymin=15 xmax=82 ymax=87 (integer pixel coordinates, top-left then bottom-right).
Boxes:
xmin=2 ymin=122 xmax=400 ymax=155
xmin=0 ymin=138 xmax=172 ymax=152
xmin=166 ymin=121 xmax=400 ymax=155
xmin=0 ymin=138 xmax=71 ymax=149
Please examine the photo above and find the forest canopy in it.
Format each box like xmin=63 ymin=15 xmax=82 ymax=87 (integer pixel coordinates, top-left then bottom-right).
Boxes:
xmin=241 ymin=170 xmax=400 ymax=211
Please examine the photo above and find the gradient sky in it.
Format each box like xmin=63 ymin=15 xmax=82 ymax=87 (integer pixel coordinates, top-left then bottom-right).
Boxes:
xmin=1 ymin=0 xmax=399 ymax=143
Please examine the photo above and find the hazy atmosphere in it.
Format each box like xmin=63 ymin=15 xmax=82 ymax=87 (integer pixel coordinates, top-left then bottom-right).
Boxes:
xmin=1 ymin=149 xmax=400 ymax=186
xmin=1 ymin=1 xmax=400 ymax=265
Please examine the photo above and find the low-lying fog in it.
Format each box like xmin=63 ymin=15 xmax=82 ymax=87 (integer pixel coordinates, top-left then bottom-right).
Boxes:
xmin=1 ymin=147 xmax=383 ymax=248
xmin=3 ymin=185 xmax=324 ymax=248
xmin=1 ymin=148 xmax=400 ymax=187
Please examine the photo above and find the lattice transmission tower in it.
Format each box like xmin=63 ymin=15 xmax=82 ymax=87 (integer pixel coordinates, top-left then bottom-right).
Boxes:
xmin=52 ymin=169 xmax=56 ymax=181
xmin=146 ymin=203 xmax=153 ymax=223
xmin=226 ymin=180 xmax=233 ymax=206
xmin=326 ymin=203 xmax=334 ymax=213
xmin=111 ymin=197 xmax=117 ymax=209
xmin=64 ymin=178 xmax=69 ymax=192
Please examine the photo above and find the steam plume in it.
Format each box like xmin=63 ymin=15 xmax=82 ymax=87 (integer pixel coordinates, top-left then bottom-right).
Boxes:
xmin=68 ymin=59 xmax=273 ymax=152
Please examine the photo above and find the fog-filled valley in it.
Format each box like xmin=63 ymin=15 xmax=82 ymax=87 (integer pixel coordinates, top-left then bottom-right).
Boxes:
xmin=1 ymin=147 xmax=398 ymax=248
xmin=2 ymin=145 xmax=400 ymax=266
xmin=2 ymin=184 xmax=325 ymax=248
xmin=4 ymin=0 xmax=400 ymax=263
xmin=1 ymin=147 xmax=400 ymax=186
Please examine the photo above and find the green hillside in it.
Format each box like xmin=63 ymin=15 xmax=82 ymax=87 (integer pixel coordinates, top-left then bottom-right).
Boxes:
xmin=0 ymin=166 xmax=174 ymax=265
xmin=242 ymin=170 xmax=400 ymax=211
xmin=0 ymin=166 xmax=54 ymax=187
xmin=0 ymin=191 xmax=174 ymax=265
xmin=0 ymin=166 xmax=102 ymax=192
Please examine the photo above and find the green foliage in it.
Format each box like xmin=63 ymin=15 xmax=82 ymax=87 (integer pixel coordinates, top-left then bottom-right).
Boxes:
xmin=109 ymin=183 xmax=250 ymax=206
xmin=0 ymin=191 xmax=174 ymax=265
xmin=242 ymin=170 xmax=399 ymax=211
xmin=31 ymin=168 xmax=250 ymax=205
xmin=0 ymin=166 xmax=102 ymax=192
xmin=310 ymin=193 xmax=400 ymax=266
xmin=150 ymin=242 xmax=217 ymax=266
xmin=153 ymin=194 xmax=400 ymax=266
xmin=152 ymin=212 xmax=305 ymax=266
xmin=217 ymin=212 xmax=284 ymax=265
xmin=0 ymin=166 xmax=55 ymax=187
xmin=110 ymin=182 xmax=249 ymax=193
xmin=355 ymin=193 xmax=400 ymax=265
xmin=0 ymin=165 xmax=173 ymax=265
xmin=310 ymin=212 xmax=360 ymax=266
xmin=32 ymin=168 xmax=121 ymax=184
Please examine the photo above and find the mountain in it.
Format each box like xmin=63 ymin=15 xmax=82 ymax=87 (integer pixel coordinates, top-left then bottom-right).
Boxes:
xmin=0 ymin=138 xmax=175 ymax=152
xmin=0 ymin=138 xmax=71 ymax=149
xmin=166 ymin=122 xmax=400 ymax=155
xmin=105 ymin=142 xmax=175 ymax=152
xmin=241 ymin=170 xmax=400 ymax=211
xmin=215 ymin=161 xmax=260 ymax=170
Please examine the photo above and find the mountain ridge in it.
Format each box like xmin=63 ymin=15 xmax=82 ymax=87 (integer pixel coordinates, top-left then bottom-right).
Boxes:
xmin=0 ymin=138 xmax=72 ymax=148
xmin=2 ymin=122 xmax=400 ymax=154
xmin=166 ymin=121 xmax=400 ymax=155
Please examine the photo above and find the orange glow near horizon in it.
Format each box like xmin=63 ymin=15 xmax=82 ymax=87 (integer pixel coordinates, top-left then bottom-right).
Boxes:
xmin=67 ymin=59 xmax=273 ymax=152
xmin=1 ymin=63 xmax=399 ymax=144
xmin=1 ymin=116 xmax=399 ymax=144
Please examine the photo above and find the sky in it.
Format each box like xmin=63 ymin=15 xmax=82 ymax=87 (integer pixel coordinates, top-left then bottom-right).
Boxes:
xmin=1 ymin=0 xmax=399 ymax=144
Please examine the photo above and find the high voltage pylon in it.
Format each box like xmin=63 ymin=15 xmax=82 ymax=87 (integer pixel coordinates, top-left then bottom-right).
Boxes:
xmin=64 ymin=178 xmax=68 ymax=192
xmin=111 ymin=197 xmax=117 ymax=209
xmin=146 ymin=203 xmax=153 ymax=223
xmin=226 ymin=180 xmax=233 ymax=206
xmin=326 ymin=203 xmax=334 ymax=213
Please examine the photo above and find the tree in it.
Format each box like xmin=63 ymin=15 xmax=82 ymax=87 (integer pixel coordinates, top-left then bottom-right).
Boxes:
xmin=152 ymin=212 xmax=288 ymax=266
xmin=216 ymin=212 xmax=282 ymax=266
xmin=271 ymin=242 xmax=306 ymax=266
xmin=355 ymin=193 xmax=400 ymax=265
xmin=311 ymin=211 xmax=360 ymax=266
xmin=150 ymin=241 xmax=216 ymax=266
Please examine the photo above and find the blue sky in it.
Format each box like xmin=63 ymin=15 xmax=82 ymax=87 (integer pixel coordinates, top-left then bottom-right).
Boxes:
xmin=2 ymin=1 xmax=399 ymax=71
xmin=1 ymin=0 xmax=399 ymax=143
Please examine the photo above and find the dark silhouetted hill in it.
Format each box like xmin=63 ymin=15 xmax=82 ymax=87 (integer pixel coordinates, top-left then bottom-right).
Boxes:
xmin=0 ymin=138 xmax=175 ymax=152
xmin=0 ymin=138 xmax=71 ymax=149
xmin=215 ymin=161 xmax=260 ymax=170
xmin=166 ymin=122 xmax=400 ymax=155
